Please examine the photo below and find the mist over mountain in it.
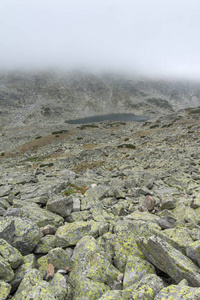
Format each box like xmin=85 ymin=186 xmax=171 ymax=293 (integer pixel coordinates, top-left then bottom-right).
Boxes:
xmin=1 ymin=70 xmax=200 ymax=129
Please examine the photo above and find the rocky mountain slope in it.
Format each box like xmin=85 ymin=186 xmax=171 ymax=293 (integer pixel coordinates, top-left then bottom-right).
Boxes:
xmin=1 ymin=71 xmax=200 ymax=128
xmin=1 ymin=72 xmax=200 ymax=299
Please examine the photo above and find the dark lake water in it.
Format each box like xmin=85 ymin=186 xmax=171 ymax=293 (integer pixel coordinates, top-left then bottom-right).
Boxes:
xmin=65 ymin=113 xmax=148 ymax=124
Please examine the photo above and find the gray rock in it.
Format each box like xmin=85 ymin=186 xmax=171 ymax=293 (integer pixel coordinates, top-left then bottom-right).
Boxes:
xmin=4 ymin=208 xmax=30 ymax=218
xmin=41 ymin=224 xmax=57 ymax=236
xmin=72 ymin=197 xmax=81 ymax=212
xmin=12 ymin=269 xmax=56 ymax=300
xmin=0 ymin=217 xmax=41 ymax=255
xmin=0 ymin=186 xmax=12 ymax=197
xmin=0 ymin=199 xmax=11 ymax=210
xmin=47 ymin=195 xmax=73 ymax=217
xmin=81 ymin=186 xmax=105 ymax=210
xmin=186 ymin=240 xmax=200 ymax=266
xmin=13 ymin=202 xmax=64 ymax=227
xmin=55 ymin=221 xmax=98 ymax=247
xmin=191 ymin=197 xmax=200 ymax=209
xmin=0 ymin=239 xmax=23 ymax=269
xmin=34 ymin=235 xmax=56 ymax=254
xmin=37 ymin=247 xmax=73 ymax=275
xmin=123 ymin=256 xmax=155 ymax=288
xmin=11 ymin=254 xmax=36 ymax=293
xmin=158 ymin=215 xmax=176 ymax=229
xmin=0 ymin=207 xmax=6 ymax=216
xmin=137 ymin=235 xmax=200 ymax=286
xmin=155 ymin=282 xmax=200 ymax=299
xmin=49 ymin=273 xmax=68 ymax=300
xmin=100 ymin=290 xmax=125 ymax=299
xmin=0 ymin=256 xmax=14 ymax=282
xmin=124 ymin=274 xmax=164 ymax=300
xmin=0 ymin=280 xmax=11 ymax=300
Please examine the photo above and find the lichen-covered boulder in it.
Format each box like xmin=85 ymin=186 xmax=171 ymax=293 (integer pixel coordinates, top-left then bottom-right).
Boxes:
xmin=11 ymin=254 xmax=36 ymax=293
xmin=73 ymin=278 xmax=109 ymax=300
xmin=46 ymin=195 xmax=73 ymax=217
xmin=125 ymin=274 xmax=164 ymax=300
xmin=81 ymin=186 xmax=105 ymax=210
xmin=4 ymin=208 xmax=30 ymax=218
xmin=137 ymin=235 xmax=200 ymax=286
xmin=161 ymin=227 xmax=194 ymax=254
xmin=14 ymin=202 xmax=64 ymax=228
xmin=186 ymin=240 xmax=200 ymax=266
xmin=71 ymin=236 xmax=101 ymax=263
xmin=49 ymin=273 xmax=68 ymax=300
xmin=0 ymin=280 xmax=11 ymax=300
xmin=34 ymin=235 xmax=56 ymax=254
xmin=55 ymin=221 xmax=99 ymax=247
xmin=12 ymin=269 xmax=56 ymax=300
xmin=173 ymin=202 xmax=198 ymax=226
xmin=85 ymin=252 xmax=120 ymax=285
xmin=0 ymin=238 xmax=23 ymax=269
xmin=69 ymin=235 xmax=120 ymax=299
xmin=36 ymin=247 xmax=73 ymax=274
xmin=0 ymin=256 xmax=14 ymax=282
xmin=98 ymin=290 xmax=126 ymax=300
xmin=155 ymin=283 xmax=200 ymax=299
xmin=0 ymin=217 xmax=41 ymax=255
xmin=123 ymin=256 xmax=155 ymax=288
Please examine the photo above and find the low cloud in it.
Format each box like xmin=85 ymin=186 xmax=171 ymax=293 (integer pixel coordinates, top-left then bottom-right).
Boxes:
xmin=1 ymin=0 xmax=200 ymax=79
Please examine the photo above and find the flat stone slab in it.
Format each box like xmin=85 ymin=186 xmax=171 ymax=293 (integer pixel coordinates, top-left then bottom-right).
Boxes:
xmin=137 ymin=235 xmax=200 ymax=287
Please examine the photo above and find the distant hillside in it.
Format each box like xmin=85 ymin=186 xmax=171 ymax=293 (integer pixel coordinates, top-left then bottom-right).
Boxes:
xmin=1 ymin=70 xmax=200 ymax=127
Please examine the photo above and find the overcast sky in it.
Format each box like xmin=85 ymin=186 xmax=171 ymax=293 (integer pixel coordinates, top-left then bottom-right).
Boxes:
xmin=0 ymin=0 xmax=200 ymax=79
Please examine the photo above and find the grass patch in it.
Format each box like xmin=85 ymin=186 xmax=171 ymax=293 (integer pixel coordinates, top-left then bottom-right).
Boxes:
xmin=150 ymin=124 xmax=159 ymax=129
xmin=40 ymin=162 xmax=54 ymax=167
xmin=162 ymin=123 xmax=174 ymax=128
xmin=78 ymin=124 xmax=99 ymax=130
xmin=52 ymin=130 xmax=69 ymax=135
xmin=1 ymin=152 xmax=5 ymax=156
xmin=63 ymin=184 xmax=87 ymax=196
xmin=188 ymin=108 xmax=200 ymax=114
xmin=117 ymin=144 xmax=136 ymax=149
xmin=72 ymin=160 xmax=105 ymax=173
xmin=105 ymin=122 xmax=126 ymax=127
xmin=35 ymin=136 xmax=42 ymax=139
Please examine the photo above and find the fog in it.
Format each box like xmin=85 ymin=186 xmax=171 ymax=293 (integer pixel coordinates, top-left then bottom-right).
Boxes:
xmin=1 ymin=0 xmax=200 ymax=79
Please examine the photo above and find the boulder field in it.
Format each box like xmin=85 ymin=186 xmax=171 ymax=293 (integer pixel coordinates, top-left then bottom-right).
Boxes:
xmin=1 ymin=107 xmax=200 ymax=299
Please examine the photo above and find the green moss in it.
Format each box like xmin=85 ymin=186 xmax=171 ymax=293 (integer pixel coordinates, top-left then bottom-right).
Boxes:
xmin=52 ymin=130 xmax=68 ymax=134
xmin=150 ymin=124 xmax=159 ymax=129
xmin=35 ymin=136 xmax=42 ymax=139
xmin=63 ymin=184 xmax=87 ymax=196
xmin=78 ymin=124 xmax=99 ymax=130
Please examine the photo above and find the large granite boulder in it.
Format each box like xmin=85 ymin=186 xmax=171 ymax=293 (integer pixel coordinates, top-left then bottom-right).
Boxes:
xmin=137 ymin=235 xmax=200 ymax=286
xmin=55 ymin=221 xmax=99 ymax=247
xmin=0 ymin=280 xmax=11 ymax=300
xmin=0 ymin=238 xmax=23 ymax=269
xmin=0 ymin=217 xmax=41 ymax=255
